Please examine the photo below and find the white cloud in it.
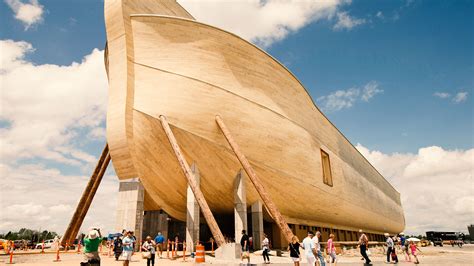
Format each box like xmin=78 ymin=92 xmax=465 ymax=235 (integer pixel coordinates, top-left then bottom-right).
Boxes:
xmin=317 ymin=81 xmax=383 ymax=112
xmin=5 ymin=0 xmax=44 ymax=30
xmin=453 ymin=91 xmax=468 ymax=103
xmin=433 ymin=92 xmax=451 ymax=99
xmin=333 ymin=11 xmax=366 ymax=30
xmin=0 ymin=39 xmax=108 ymax=166
xmin=317 ymin=88 xmax=359 ymax=112
xmin=376 ymin=11 xmax=384 ymax=19
xmin=361 ymin=80 xmax=383 ymax=102
xmin=179 ymin=0 xmax=345 ymax=47
xmin=0 ymin=163 xmax=119 ymax=234
xmin=356 ymin=144 xmax=474 ymax=235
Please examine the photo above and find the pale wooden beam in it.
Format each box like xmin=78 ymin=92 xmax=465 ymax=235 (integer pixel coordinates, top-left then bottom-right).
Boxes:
xmin=159 ymin=115 xmax=226 ymax=247
xmin=215 ymin=115 xmax=294 ymax=243
xmin=61 ymin=144 xmax=110 ymax=247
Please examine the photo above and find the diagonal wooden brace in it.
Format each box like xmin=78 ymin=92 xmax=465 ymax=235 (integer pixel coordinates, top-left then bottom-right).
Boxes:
xmin=215 ymin=115 xmax=294 ymax=243
xmin=159 ymin=115 xmax=226 ymax=247
xmin=61 ymin=144 xmax=111 ymax=247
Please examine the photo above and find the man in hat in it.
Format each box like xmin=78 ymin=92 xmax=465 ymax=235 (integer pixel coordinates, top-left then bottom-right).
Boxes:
xmin=83 ymin=228 xmax=102 ymax=264
xmin=358 ymin=229 xmax=371 ymax=264
xmin=385 ymin=233 xmax=398 ymax=264
xmin=302 ymin=231 xmax=316 ymax=266
xmin=399 ymin=232 xmax=410 ymax=261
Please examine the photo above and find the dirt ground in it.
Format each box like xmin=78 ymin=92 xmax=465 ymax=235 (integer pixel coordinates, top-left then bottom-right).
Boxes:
xmin=1 ymin=244 xmax=473 ymax=265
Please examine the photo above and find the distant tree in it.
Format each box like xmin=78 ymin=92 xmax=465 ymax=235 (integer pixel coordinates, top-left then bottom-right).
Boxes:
xmin=0 ymin=229 xmax=58 ymax=241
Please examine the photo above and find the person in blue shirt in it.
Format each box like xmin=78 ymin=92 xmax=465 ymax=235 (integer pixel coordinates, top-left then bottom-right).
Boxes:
xmin=122 ymin=231 xmax=135 ymax=266
xmin=154 ymin=232 xmax=165 ymax=258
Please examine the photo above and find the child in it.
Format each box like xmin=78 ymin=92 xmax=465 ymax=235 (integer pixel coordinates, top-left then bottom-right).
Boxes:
xmin=409 ymin=241 xmax=421 ymax=264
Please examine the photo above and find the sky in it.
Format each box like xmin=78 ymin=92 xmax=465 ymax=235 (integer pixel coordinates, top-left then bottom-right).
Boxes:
xmin=0 ymin=0 xmax=472 ymax=236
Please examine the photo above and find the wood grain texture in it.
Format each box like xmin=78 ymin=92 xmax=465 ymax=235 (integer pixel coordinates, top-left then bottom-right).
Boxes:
xmin=104 ymin=0 xmax=405 ymax=235
xmin=216 ymin=115 xmax=294 ymax=243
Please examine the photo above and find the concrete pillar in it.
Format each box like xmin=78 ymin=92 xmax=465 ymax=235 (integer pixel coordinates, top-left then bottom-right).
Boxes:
xmin=234 ymin=170 xmax=247 ymax=242
xmin=115 ymin=178 xmax=144 ymax=250
xmin=142 ymin=210 xmax=169 ymax=241
xmin=251 ymin=200 xmax=264 ymax=250
xmin=186 ymin=163 xmax=200 ymax=252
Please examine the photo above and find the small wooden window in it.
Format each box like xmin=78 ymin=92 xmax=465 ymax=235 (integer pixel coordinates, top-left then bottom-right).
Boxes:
xmin=320 ymin=149 xmax=333 ymax=186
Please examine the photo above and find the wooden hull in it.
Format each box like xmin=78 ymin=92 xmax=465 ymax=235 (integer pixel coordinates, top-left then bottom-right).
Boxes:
xmin=105 ymin=0 xmax=405 ymax=234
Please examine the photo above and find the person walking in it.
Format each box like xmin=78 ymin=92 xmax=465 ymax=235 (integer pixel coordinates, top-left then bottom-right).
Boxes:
xmin=113 ymin=236 xmax=122 ymax=261
xmin=327 ymin=234 xmax=336 ymax=265
xmin=240 ymin=230 xmax=250 ymax=265
xmin=302 ymin=231 xmax=316 ymax=266
xmin=262 ymin=233 xmax=270 ymax=264
xmin=399 ymin=233 xmax=410 ymax=262
xmin=409 ymin=241 xmax=420 ymax=264
xmin=313 ymin=232 xmax=325 ymax=266
xmin=385 ymin=233 xmax=398 ymax=264
xmin=358 ymin=230 xmax=371 ymax=264
xmin=153 ymin=232 xmax=165 ymax=258
xmin=141 ymin=236 xmax=156 ymax=266
xmin=82 ymin=229 xmax=102 ymax=265
xmin=288 ymin=235 xmax=301 ymax=266
xmin=122 ymin=231 xmax=134 ymax=266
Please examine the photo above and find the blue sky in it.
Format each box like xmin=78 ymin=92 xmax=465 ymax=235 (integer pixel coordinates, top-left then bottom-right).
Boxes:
xmin=0 ymin=0 xmax=472 ymax=235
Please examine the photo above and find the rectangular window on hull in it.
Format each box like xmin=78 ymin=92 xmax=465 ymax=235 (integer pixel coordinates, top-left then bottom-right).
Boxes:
xmin=321 ymin=149 xmax=333 ymax=186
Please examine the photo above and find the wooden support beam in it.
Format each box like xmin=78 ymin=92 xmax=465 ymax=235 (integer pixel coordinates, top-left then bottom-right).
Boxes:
xmin=215 ymin=115 xmax=294 ymax=243
xmin=61 ymin=144 xmax=111 ymax=247
xmin=159 ymin=115 xmax=226 ymax=247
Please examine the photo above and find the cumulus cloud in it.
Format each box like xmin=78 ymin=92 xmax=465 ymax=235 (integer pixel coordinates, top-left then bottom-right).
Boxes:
xmin=317 ymin=81 xmax=382 ymax=112
xmin=356 ymin=144 xmax=474 ymax=235
xmin=0 ymin=39 xmax=108 ymax=166
xmin=333 ymin=11 xmax=366 ymax=30
xmin=361 ymin=80 xmax=383 ymax=102
xmin=453 ymin=91 xmax=468 ymax=103
xmin=433 ymin=92 xmax=451 ymax=99
xmin=433 ymin=91 xmax=469 ymax=103
xmin=5 ymin=0 xmax=44 ymax=30
xmin=0 ymin=163 xmax=118 ymax=234
xmin=179 ymin=0 xmax=345 ymax=47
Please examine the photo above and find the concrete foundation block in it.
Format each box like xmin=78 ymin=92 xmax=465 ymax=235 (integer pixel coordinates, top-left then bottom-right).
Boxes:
xmin=214 ymin=243 xmax=241 ymax=260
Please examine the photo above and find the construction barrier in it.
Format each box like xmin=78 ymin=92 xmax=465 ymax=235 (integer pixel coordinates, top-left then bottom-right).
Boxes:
xmin=195 ymin=244 xmax=205 ymax=263
xmin=41 ymin=240 xmax=45 ymax=254
xmin=77 ymin=243 xmax=81 ymax=254
xmin=6 ymin=248 xmax=13 ymax=264
xmin=166 ymin=239 xmax=170 ymax=258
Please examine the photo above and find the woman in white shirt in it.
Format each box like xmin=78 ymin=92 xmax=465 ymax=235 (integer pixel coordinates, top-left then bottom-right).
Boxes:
xmin=262 ymin=234 xmax=270 ymax=264
xmin=141 ymin=236 xmax=156 ymax=266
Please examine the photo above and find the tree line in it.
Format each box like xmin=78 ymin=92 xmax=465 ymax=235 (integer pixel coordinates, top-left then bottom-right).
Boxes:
xmin=0 ymin=228 xmax=58 ymax=242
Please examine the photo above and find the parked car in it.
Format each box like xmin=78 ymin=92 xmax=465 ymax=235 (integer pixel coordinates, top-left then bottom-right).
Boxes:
xmin=35 ymin=239 xmax=54 ymax=249
xmin=433 ymin=238 xmax=443 ymax=247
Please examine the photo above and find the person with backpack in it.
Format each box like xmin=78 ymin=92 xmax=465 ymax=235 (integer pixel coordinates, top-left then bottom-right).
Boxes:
xmin=288 ymin=235 xmax=301 ymax=266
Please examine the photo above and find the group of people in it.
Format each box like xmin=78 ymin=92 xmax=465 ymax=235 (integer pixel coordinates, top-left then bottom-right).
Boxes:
xmin=238 ymin=229 xmax=423 ymax=265
xmin=385 ymin=232 xmax=421 ymax=265
xmin=240 ymin=230 xmax=336 ymax=266
xmin=240 ymin=230 xmax=272 ymax=264
xmin=81 ymin=229 xmax=166 ymax=266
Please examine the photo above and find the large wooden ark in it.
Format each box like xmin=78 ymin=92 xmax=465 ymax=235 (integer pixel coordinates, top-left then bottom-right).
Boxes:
xmin=105 ymin=0 xmax=404 ymax=247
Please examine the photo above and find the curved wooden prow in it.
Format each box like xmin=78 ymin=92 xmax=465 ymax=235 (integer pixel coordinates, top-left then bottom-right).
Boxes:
xmin=61 ymin=144 xmax=111 ymax=247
